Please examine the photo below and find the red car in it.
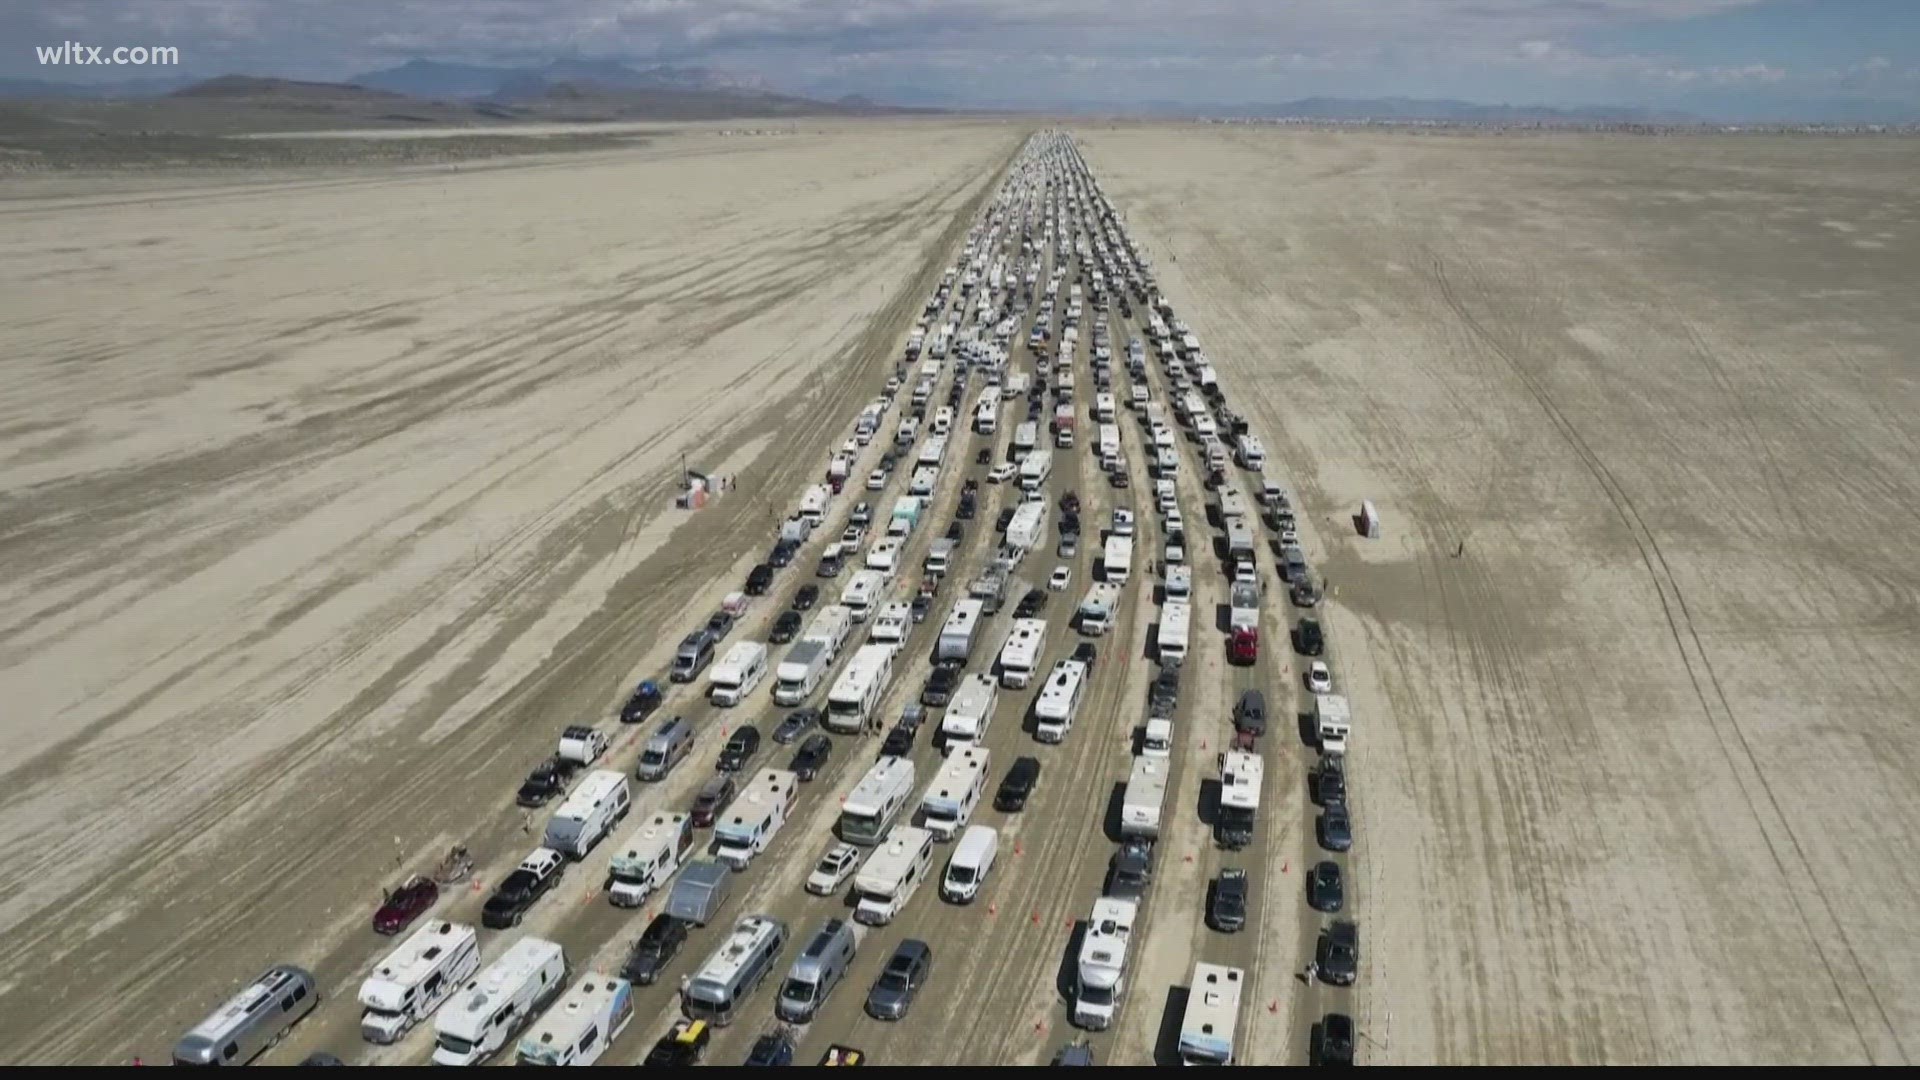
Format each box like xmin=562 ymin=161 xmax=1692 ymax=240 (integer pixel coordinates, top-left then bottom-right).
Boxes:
xmin=373 ymin=875 xmax=439 ymax=935
xmin=1227 ymin=626 xmax=1259 ymax=666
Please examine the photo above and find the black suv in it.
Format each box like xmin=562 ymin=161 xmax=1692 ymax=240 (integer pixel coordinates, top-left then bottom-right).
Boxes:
xmin=621 ymin=913 xmax=688 ymax=985
xmin=769 ymin=610 xmax=803 ymax=644
xmin=793 ymin=584 xmax=819 ymax=610
xmin=922 ymin=662 xmax=962 ymax=707
xmin=745 ymin=563 xmax=775 ymax=596
xmin=790 ymin=733 xmax=833 ymax=781
xmin=995 ymin=756 xmax=1042 ymax=811
xmin=1015 ymin=588 xmax=1047 ymax=618
xmin=1313 ymin=1014 xmax=1356 ymax=1066
xmin=716 ymin=726 xmax=761 ymax=772
xmin=1210 ymin=868 xmax=1249 ymax=932
xmin=1316 ymin=921 xmax=1360 ymax=986
xmin=1293 ymin=617 xmax=1325 ymax=657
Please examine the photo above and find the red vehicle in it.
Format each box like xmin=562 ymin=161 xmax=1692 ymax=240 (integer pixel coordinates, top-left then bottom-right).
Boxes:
xmin=1227 ymin=626 xmax=1259 ymax=666
xmin=373 ymin=874 xmax=439 ymax=935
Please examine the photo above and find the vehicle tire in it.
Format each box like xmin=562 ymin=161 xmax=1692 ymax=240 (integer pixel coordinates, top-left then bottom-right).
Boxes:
xmin=512 ymin=911 xmax=523 ymax=927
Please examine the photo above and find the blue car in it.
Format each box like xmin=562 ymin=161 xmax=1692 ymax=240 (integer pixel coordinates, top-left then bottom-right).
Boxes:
xmin=620 ymin=680 xmax=662 ymax=724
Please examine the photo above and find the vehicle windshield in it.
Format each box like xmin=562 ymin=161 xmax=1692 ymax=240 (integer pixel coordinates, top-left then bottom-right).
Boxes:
xmin=948 ymin=866 xmax=976 ymax=884
xmin=1219 ymin=807 xmax=1255 ymax=830
xmin=878 ymin=966 xmax=911 ymax=990
xmin=781 ymin=978 xmax=816 ymax=1004
xmin=437 ymin=1033 xmax=477 ymax=1056
xmin=1079 ymin=985 xmax=1116 ymax=1006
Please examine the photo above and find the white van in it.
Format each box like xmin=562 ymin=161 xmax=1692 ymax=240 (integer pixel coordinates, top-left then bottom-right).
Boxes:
xmin=941 ymin=824 xmax=999 ymax=905
xmin=708 ymin=641 xmax=769 ymax=707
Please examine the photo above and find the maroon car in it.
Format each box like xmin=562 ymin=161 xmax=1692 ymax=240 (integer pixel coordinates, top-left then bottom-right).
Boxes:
xmin=373 ymin=875 xmax=439 ymax=935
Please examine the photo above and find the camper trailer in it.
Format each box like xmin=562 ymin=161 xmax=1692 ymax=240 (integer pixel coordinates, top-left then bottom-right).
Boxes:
xmin=359 ymin=921 xmax=482 ymax=1044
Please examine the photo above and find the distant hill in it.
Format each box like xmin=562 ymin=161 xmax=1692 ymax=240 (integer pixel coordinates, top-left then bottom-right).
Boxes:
xmin=1141 ymin=96 xmax=1699 ymax=124
xmin=349 ymin=57 xmax=776 ymax=100
xmin=0 ymin=74 xmax=198 ymax=99
xmin=169 ymin=75 xmax=409 ymax=103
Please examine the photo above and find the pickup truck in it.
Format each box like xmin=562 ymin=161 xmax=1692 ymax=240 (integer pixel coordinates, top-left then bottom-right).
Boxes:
xmin=481 ymin=848 xmax=565 ymax=929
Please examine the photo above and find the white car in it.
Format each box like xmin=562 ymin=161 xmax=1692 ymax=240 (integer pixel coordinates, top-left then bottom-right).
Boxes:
xmin=1165 ymin=507 xmax=1184 ymax=534
xmin=1111 ymin=509 xmax=1135 ymax=537
xmin=841 ymin=522 xmax=867 ymax=547
xmin=1233 ymin=559 xmax=1258 ymax=586
xmin=1049 ymin=565 xmax=1073 ymax=591
xmin=866 ymin=469 xmax=888 ymax=491
xmin=988 ymin=463 xmax=1017 ymax=483
xmin=1306 ymin=661 xmax=1333 ymax=694
xmin=806 ymin=843 xmax=862 ymax=896
xmin=1164 ymin=535 xmax=1185 ymax=564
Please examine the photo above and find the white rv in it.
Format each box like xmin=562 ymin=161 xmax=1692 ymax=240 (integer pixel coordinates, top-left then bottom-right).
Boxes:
xmin=708 ymin=641 xmax=769 ymax=708
xmin=683 ymin=916 xmax=788 ymax=1028
xmin=714 ymin=769 xmax=800 ymax=870
xmin=1073 ymin=897 xmax=1138 ymax=1030
xmin=936 ymin=598 xmax=985 ymax=662
xmin=1033 ymin=658 xmax=1089 ymax=743
xmin=516 ymin=975 xmax=634 ymax=1066
xmin=1119 ymin=756 xmax=1168 ymax=839
xmin=1101 ymin=535 xmax=1134 ymax=585
xmin=432 ymin=937 xmax=568 ymax=1066
xmin=940 ymin=673 xmax=998 ymax=751
xmin=772 ymin=639 xmax=833 ymax=706
xmin=1217 ymin=751 xmax=1265 ymax=849
xmin=1020 ymin=447 xmax=1054 ymax=492
xmin=542 ymin=770 xmax=631 ymax=858
xmin=1012 ymin=420 xmax=1040 ymax=459
xmin=866 ymin=537 xmax=904 ymax=574
xmin=798 ymin=484 xmax=831 ymax=526
xmin=839 ymin=756 xmax=917 ymax=845
xmin=853 ymin=825 xmax=936 ymax=925
xmin=1157 ymin=600 xmax=1192 ymax=664
xmin=908 ymin=465 xmax=939 ymax=498
xmin=608 ymin=812 xmax=694 ymax=907
xmin=1236 ymin=434 xmax=1267 ymax=471
xmin=802 ymin=604 xmax=854 ymax=653
xmin=1164 ymin=564 xmax=1193 ymax=601
xmin=359 ymin=920 xmax=482 ymax=1044
xmin=825 ymin=642 xmax=896 ymax=734
xmin=1315 ymin=694 xmax=1352 ymax=756
xmin=1177 ymin=963 xmax=1245 ymax=1065
xmin=997 ymin=618 xmax=1048 ymax=689
xmin=870 ymin=601 xmax=911 ymax=645
xmin=1077 ymin=581 xmax=1123 ymax=636
xmin=840 ymin=568 xmax=887 ymax=622
xmin=917 ymin=433 xmax=949 ymax=467
xmin=920 ymin=746 xmax=991 ymax=842
xmin=1094 ymin=392 xmax=1117 ymax=423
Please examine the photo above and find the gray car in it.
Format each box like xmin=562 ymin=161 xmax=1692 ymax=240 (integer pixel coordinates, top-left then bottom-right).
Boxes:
xmin=1308 ymin=860 xmax=1344 ymax=913
xmin=1106 ymin=838 xmax=1154 ymax=902
xmin=864 ymin=939 xmax=933 ymax=1020
xmin=1317 ymin=802 xmax=1353 ymax=853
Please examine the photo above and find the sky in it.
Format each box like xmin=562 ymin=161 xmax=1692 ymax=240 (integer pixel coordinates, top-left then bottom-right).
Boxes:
xmin=7 ymin=0 xmax=1920 ymax=120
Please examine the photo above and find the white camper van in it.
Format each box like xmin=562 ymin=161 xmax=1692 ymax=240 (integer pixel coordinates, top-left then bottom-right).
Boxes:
xmin=941 ymin=824 xmax=1000 ymax=905
xmin=607 ymin=812 xmax=694 ymax=908
xmin=919 ymin=746 xmax=990 ymax=841
xmin=1073 ymin=898 xmax=1138 ymax=1031
xmin=714 ymin=769 xmax=800 ymax=870
xmin=1177 ymin=963 xmax=1245 ymax=1065
xmin=839 ymin=756 xmax=917 ymax=845
xmin=432 ymin=937 xmax=568 ymax=1066
xmin=939 ymin=673 xmax=998 ymax=752
xmin=825 ymin=643 xmax=895 ymax=734
xmin=853 ymin=825 xmax=935 ymax=925
xmin=359 ymin=920 xmax=482 ymax=1044
xmin=708 ymin=641 xmax=769 ymax=707
xmin=543 ymin=770 xmax=631 ymax=859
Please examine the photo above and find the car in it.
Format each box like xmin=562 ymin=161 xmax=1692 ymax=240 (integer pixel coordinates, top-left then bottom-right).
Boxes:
xmin=1057 ymin=532 xmax=1079 ymax=558
xmin=1209 ymin=867 xmax=1249 ymax=932
xmin=790 ymin=733 xmax=833 ymax=781
xmin=866 ymin=469 xmax=887 ymax=490
xmin=1072 ymin=642 xmax=1097 ymax=668
xmin=1105 ymin=837 xmax=1155 ymax=901
xmin=645 ymin=1018 xmax=711 ymax=1066
xmin=1059 ymin=491 xmax=1081 ymax=515
xmin=995 ymin=756 xmax=1042 ymax=811
xmin=621 ymin=913 xmax=688 ymax=985
xmin=910 ymin=592 xmax=933 ymax=623
xmin=773 ymin=707 xmax=820 ymax=745
xmin=619 ymin=679 xmax=664 ymax=724
xmin=995 ymin=506 xmax=1017 ymax=532
xmin=865 ymin=939 xmax=934 ymax=1020
xmin=745 ymin=1029 xmax=797 ymax=1066
xmin=1306 ymin=661 xmax=1333 ymax=694
xmin=373 ymin=875 xmax=439 ymax=935
xmin=481 ymin=849 xmax=564 ymax=929
xmin=1293 ymin=617 xmax=1325 ymax=656
xmin=851 ymin=502 xmax=873 ymax=525
xmin=957 ymin=491 xmax=977 ymax=519
xmin=706 ymin=610 xmax=735 ymax=641
xmin=1164 ymin=531 xmax=1185 ymax=564
xmin=1315 ymin=757 xmax=1348 ymax=807
xmin=744 ymin=563 xmax=774 ymax=596
xmin=1290 ymin=578 xmax=1319 ymax=607
xmin=921 ymin=663 xmax=962 ymax=706
xmin=770 ymin=610 xmax=803 ymax=644
xmin=515 ymin=755 xmax=580 ymax=808
xmin=806 ymin=842 xmax=863 ymax=896
xmin=1317 ymin=801 xmax=1354 ymax=853
xmin=300 ymin=1054 xmax=348 ymax=1066
xmin=691 ymin=774 xmax=738 ymax=827
xmin=793 ymin=584 xmax=820 ymax=611
xmin=1048 ymin=565 xmax=1073 ymax=591
xmin=879 ymin=451 xmax=898 ymax=473
xmin=1317 ymin=921 xmax=1360 ymax=986
xmin=1110 ymin=509 xmax=1135 ymax=537
xmin=880 ymin=724 xmax=916 ymax=758
xmin=1232 ymin=689 xmax=1267 ymax=736
xmin=717 ymin=726 xmax=762 ymax=772
xmin=1312 ymin=1013 xmax=1357 ymax=1066
xmin=1061 ymin=511 xmax=1081 ymax=535
xmin=898 ymin=702 xmax=927 ymax=731
xmin=842 ymin=522 xmax=867 ymax=547
xmin=1014 ymin=588 xmax=1047 ymax=618
xmin=767 ymin=540 xmax=799 ymax=568
xmin=988 ymin=463 xmax=1017 ymax=483
xmin=1109 ymin=470 xmax=1130 ymax=489
xmin=945 ymin=521 xmax=965 ymax=543
xmin=1308 ymin=860 xmax=1345 ymax=912
xmin=976 ymin=447 xmax=993 ymax=466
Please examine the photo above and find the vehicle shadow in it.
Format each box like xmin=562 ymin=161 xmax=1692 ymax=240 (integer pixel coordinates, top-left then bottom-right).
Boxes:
xmin=1296 ymin=709 xmax=1319 ymax=749
xmin=1152 ymin=984 xmax=1191 ymax=1066
xmin=1102 ymin=782 xmax=1128 ymax=843
xmin=1195 ymin=777 xmax=1222 ymax=828
xmin=1054 ymin=919 xmax=1089 ymax=1005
